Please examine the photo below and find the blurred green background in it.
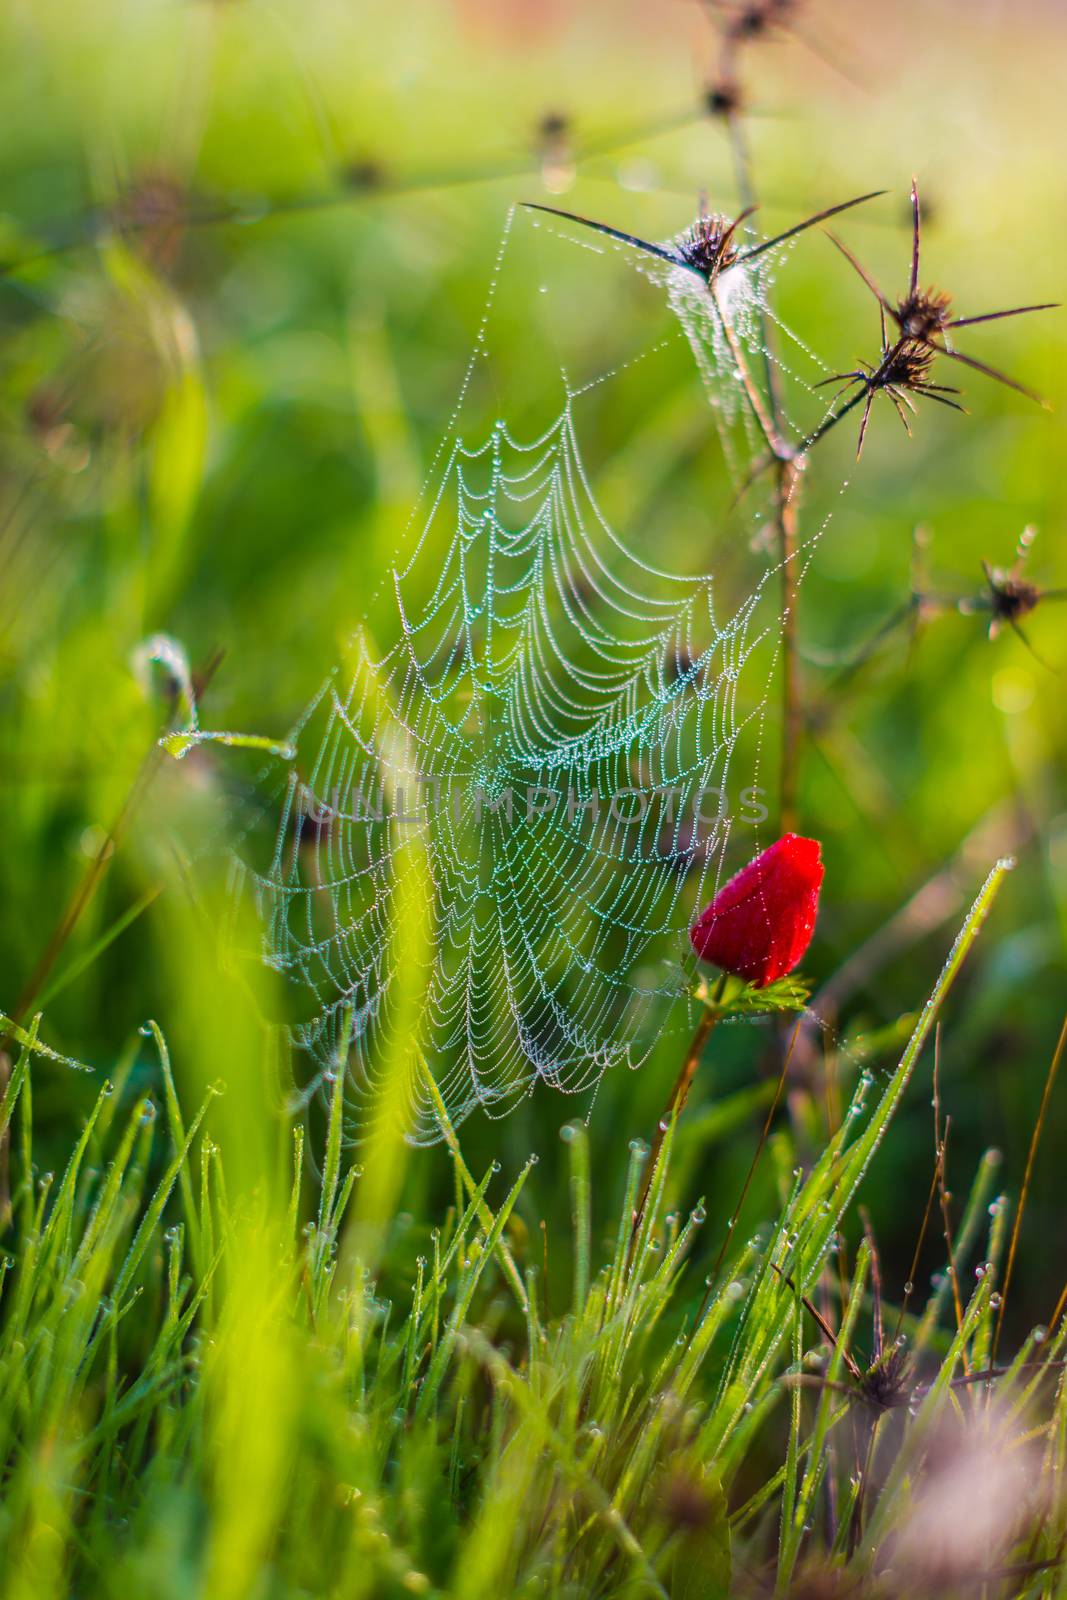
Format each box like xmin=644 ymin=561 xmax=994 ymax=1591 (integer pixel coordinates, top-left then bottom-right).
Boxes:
xmin=2 ymin=0 xmax=1065 ymax=1331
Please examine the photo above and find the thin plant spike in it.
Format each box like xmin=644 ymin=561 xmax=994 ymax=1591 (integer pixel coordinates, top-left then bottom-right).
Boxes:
xmin=948 ymin=302 xmax=1059 ymax=329
xmin=565 ymin=1122 xmax=592 ymax=1315
xmin=419 ymin=1055 xmax=528 ymax=1314
xmin=521 ymin=202 xmax=689 ymax=271
xmin=770 ymin=1260 xmax=864 ymax=1382
xmin=909 ymin=177 xmax=921 ymax=298
xmin=933 ymin=1033 xmax=967 ymax=1350
xmin=855 ymin=388 xmax=875 ymax=458
xmin=784 ymin=1244 xmax=872 ymax=1581
xmin=894 ymin=1148 xmax=942 ymax=1341
xmin=888 ymin=391 xmax=914 ymax=435
xmin=861 ymin=1209 xmax=884 ymax=1362
xmin=524 ymin=190 xmax=884 ymax=281
xmin=800 ymin=381 xmax=869 ymax=452
xmin=935 ymin=341 xmax=1050 ymax=406
xmin=736 ymin=189 xmax=886 ymax=264
xmin=824 ymin=229 xmax=892 ymax=310
xmin=992 ymin=1013 xmax=1067 ymax=1365
xmin=915 ymin=388 xmax=967 ymax=414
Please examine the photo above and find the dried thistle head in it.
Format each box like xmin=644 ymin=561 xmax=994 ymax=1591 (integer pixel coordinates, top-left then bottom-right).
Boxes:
xmin=792 ymin=1325 xmax=914 ymax=1417
xmin=704 ymin=78 xmax=744 ymax=118
xmin=677 ymin=212 xmax=744 ymax=279
xmin=776 ymin=1218 xmax=916 ymax=1417
xmin=726 ymin=0 xmax=800 ymax=42
xmin=983 ymin=564 xmax=1041 ymax=631
xmin=522 ymin=191 xmax=880 ymax=290
xmin=536 ymin=109 xmax=569 ymax=143
xmin=817 ymin=177 xmax=1057 ymax=452
xmin=535 ymin=110 xmax=574 ymax=194
xmin=949 ymin=529 xmax=1067 ymax=665
xmin=895 ymin=285 xmax=953 ymax=343
xmin=814 ymin=330 xmax=964 ymax=458
xmin=965 ymin=528 xmax=1066 ymax=665
xmin=878 ymin=338 xmax=938 ymax=393
xmin=342 ymin=157 xmax=386 ymax=191
xmin=855 ymin=1337 xmax=912 ymax=1414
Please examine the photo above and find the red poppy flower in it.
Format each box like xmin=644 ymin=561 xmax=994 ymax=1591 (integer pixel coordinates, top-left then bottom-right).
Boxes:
xmin=689 ymin=834 xmax=823 ymax=988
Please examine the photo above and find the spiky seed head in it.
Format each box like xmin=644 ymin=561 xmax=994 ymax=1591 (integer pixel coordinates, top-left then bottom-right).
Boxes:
xmin=859 ymin=1342 xmax=912 ymax=1412
xmin=729 ymin=0 xmax=798 ymax=40
xmin=677 ymin=214 xmax=740 ymax=280
xmin=342 ymin=157 xmax=386 ymax=191
xmin=990 ymin=575 xmax=1041 ymax=623
xmin=896 ymin=287 xmax=954 ymax=342
xmin=881 ymin=339 xmax=937 ymax=391
xmin=537 ymin=110 xmax=569 ymax=142
xmin=704 ymin=79 xmax=744 ymax=117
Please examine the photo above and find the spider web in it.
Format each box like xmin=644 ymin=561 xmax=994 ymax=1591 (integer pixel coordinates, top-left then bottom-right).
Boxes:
xmin=243 ymin=204 xmax=848 ymax=1144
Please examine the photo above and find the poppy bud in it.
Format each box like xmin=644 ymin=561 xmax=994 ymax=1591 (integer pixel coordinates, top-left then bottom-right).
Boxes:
xmin=689 ymin=834 xmax=823 ymax=988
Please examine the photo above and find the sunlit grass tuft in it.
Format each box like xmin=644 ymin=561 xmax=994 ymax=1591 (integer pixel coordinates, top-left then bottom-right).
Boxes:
xmin=2 ymin=861 xmax=1064 ymax=1597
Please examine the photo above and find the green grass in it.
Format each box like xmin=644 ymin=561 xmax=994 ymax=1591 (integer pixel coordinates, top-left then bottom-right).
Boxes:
xmin=3 ymin=859 xmax=1066 ymax=1596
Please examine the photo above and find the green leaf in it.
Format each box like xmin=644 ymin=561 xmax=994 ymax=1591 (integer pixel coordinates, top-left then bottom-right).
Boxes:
xmin=701 ymin=973 xmax=811 ymax=1018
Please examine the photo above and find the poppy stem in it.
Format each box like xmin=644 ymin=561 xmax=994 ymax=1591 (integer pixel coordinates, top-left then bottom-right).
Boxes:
xmin=628 ymin=974 xmax=728 ymax=1256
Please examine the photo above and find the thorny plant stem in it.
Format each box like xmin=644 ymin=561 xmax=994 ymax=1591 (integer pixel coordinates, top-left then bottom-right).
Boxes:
xmin=724 ymin=105 xmax=784 ymax=435
xmin=629 ymin=973 xmax=728 ymax=1251
xmin=776 ymin=455 xmax=803 ymax=833
xmin=711 ymin=289 xmax=803 ymax=829
xmin=712 ymin=287 xmax=787 ymax=459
